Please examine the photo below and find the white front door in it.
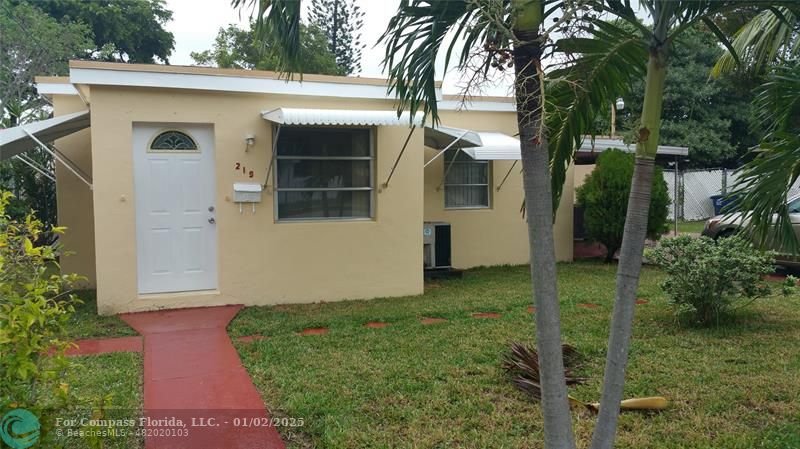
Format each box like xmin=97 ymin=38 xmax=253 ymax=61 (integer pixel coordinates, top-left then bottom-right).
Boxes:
xmin=133 ymin=124 xmax=218 ymax=294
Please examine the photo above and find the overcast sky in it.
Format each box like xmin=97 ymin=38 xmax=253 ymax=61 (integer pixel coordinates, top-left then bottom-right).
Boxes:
xmin=164 ymin=0 xmax=513 ymax=95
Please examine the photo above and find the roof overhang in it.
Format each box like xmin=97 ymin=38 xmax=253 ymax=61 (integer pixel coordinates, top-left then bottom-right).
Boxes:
xmin=0 ymin=110 xmax=90 ymax=161
xmin=261 ymin=108 xmax=424 ymax=127
xmin=578 ymin=137 xmax=689 ymax=156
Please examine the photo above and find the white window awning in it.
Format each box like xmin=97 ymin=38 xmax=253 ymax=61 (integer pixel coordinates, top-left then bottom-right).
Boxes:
xmin=424 ymin=125 xmax=483 ymax=150
xmin=261 ymin=108 xmax=424 ymax=127
xmin=578 ymin=137 xmax=689 ymax=156
xmin=425 ymin=125 xmax=521 ymax=162
xmin=462 ymin=132 xmax=521 ymax=160
xmin=0 ymin=110 xmax=90 ymax=161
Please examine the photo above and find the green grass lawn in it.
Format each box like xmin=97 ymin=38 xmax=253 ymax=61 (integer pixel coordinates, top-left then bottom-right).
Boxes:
xmin=36 ymin=352 xmax=144 ymax=448
xmin=230 ymin=262 xmax=800 ymax=449
xmin=676 ymin=220 xmax=707 ymax=234
xmin=66 ymin=290 xmax=138 ymax=339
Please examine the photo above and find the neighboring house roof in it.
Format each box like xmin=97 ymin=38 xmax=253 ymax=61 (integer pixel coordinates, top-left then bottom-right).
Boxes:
xmin=578 ymin=137 xmax=689 ymax=157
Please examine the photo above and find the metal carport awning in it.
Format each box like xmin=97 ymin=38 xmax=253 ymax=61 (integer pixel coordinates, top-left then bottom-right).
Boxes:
xmin=0 ymin=110 xmax=93 ymax=189
xmin=0 ymin=110 xmax=90 ymax=160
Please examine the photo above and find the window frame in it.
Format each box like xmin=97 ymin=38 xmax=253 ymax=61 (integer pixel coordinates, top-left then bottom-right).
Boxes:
xmin=147 ymin=129 xmax=200 ymax=153
xmin=272 ymin=125 xmax=376 ymax=222
xmin=442 ymin=149 xmax=491 ymax=210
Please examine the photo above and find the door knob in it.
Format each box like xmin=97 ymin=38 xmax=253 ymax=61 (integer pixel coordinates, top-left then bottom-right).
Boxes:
xmin=208 ymin=217 xmax=216 ymax=224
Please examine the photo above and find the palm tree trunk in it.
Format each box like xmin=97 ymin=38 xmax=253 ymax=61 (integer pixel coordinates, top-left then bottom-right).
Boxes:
xmin=590 ymin=45 xmax=668 ymax=449
xmin=513 ymin=2 xmax=576 ymax=446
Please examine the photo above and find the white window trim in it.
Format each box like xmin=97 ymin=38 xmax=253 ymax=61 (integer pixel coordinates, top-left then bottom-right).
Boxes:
xmin=273 ymin=126 xmax=375 ymax=222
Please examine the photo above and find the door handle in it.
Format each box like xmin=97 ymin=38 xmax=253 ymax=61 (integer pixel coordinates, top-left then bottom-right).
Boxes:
xmin=208 ymin=217 xmax=216 ymax=224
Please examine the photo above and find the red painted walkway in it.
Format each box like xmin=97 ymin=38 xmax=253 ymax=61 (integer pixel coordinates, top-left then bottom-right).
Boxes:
xmin=65 ymin=336 xmax=142 ymax=356
xmin=120 ymin=305 xmax=285 ymax=449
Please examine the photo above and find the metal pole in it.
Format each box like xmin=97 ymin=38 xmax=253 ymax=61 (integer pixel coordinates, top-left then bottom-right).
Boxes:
xmin=14 ymin=154 xmax=56 ymax=182
xmin=263 ymin=124 xmax=281 ymax=191
xmin=21 ymin=127 xmax=93 ymax=190
xmin=610 ymin=103 xmax=616 ymax=137
xmin=496 ymin=160 xmax=518 ymax=191
xmin=383 ymin=125 xmax=416 ymax=188
xmin=437 ymin=147 xmax=464 ymax=191
xmin=423 ymin=130 xmax=470 ymax=168
xmin=674 ymin=156 xmax=679 ymax=236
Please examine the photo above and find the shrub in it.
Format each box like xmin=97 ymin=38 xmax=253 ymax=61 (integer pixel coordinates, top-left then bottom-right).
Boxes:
xmin=646 ymin=235 xmax=778 ymax=326
xmin=576 ymin=149 xmax=670 ymax=261
xmin=0 ymin=190 xmax=81 ymax=411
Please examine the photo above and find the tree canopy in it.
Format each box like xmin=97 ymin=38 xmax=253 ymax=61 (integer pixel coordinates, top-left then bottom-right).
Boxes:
xmin=191 ymin=22 xmax=341 ymax=75
xmin=25 ymin=0 xmax=175 ymax=63
xmin=606 ymin=27 xmax=760 ymax=168
xmin=0 ymin=1 xmax=93 ymax=227
xmin=308 ymin=0 xmax=364 ymax=75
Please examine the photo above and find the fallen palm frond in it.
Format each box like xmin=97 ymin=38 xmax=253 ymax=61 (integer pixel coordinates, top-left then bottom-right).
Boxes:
xmin=502 ymin=341 xmax=586 ymax=402
xmin=503 ymin=341 xmax=667 ymax=413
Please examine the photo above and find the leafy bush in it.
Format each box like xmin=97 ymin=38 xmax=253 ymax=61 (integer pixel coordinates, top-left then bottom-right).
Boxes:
xmin=647 ymin=235 xmax=779 ymax=326
xmin=0 ymin=190 xmax=81 ymax=411
xmin=576 ymin=149 xmax=670 ymax=261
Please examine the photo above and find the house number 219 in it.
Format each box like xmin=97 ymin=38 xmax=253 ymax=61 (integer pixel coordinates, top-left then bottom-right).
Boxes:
xmin=234 ymin=162 xmax=254 ymax=178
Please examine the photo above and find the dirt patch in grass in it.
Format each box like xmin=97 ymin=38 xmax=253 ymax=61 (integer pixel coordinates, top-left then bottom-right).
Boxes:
xmin=364 ymin=321 xmax=390 ymax=328
xmin=296 ymin=327 xmax=329 ymax=336
xmin=420 ymin=317 xmax=448 ymax=325
xmin=238 ymin=335 xmax=268 ymax=343
xmin=471 ymin=312 xmax=501 ymax=319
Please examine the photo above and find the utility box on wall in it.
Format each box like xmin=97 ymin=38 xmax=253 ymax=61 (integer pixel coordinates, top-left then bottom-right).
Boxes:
xmin=423 ymin=222 xmax=451 ymax=269
xmin=233 ymin=183 xmax=262 ymax=203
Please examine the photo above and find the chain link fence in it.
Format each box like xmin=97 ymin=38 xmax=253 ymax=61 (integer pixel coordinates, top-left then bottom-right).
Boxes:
xmin=663 ymin=168 xmax=800 ymax=222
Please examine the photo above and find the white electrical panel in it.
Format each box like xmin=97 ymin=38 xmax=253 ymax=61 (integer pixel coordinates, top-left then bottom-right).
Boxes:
xmin=233 ymin=183 xmax=263 ymax=203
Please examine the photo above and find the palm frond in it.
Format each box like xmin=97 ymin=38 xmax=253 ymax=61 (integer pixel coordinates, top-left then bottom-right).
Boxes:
xmin=231 ymin=0 xmax=303 ymax=76
xmin=503 ymin=341 xmax=585 ymax=401
xmin=379 ymin=0 xmax=514 ymax=124
xmin=713 ymin=7 xmax=799 ymax=76
xmin=546 ymin=19 xmax=648 ymax=210
xmin=730 ymin=63 xmax=800 ymax=253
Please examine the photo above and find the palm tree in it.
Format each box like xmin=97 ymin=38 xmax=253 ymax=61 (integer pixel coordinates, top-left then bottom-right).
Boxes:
xmin=232 ymin=1 xmax=798 ymax=448
xmin=553 ymin=3 xmax=800 ymax=449
xmin=731 ymin=64 xmax=800 ymax=253
xmin=231 ymin=1 xmax=631 ymax=448
xmin=713 ymin=8 xmax=800 ymax=253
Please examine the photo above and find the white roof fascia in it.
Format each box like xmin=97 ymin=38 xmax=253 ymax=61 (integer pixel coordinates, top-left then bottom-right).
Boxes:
xmin=262 ymin=108 xmax=424 ymax=127
xmin=437 ymin=100 xmax=516 ymax=112
xmin=36 ymin=83 xmax=80 ymax=96
xmin=70 ymin=67 xmax=441 ymax=101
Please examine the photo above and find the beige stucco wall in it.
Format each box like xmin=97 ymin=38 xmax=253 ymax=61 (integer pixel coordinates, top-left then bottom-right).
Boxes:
xmin=573 ymin=164 xmax=596 ymax=201
xmin=53 ymin=95 xmax=96 ymax=288
xmin=87 ymin=85 xmax=424 ymax=314
xmin=425 ymin=110 xmax=574 ymax=268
